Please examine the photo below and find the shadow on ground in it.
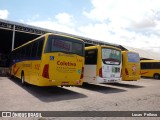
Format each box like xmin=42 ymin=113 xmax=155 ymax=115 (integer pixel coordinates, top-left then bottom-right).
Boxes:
xmin=79 ymin=83 xmax=126 ymax=94
xmin=141 ymin=77 xmax=160 ymax=80
xmin=9 ymin=77 xmax=87 ymax=102
xmin=105 ymin=82 xmax=144 ymax=89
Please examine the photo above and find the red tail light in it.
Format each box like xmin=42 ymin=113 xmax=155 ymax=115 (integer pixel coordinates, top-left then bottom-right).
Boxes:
xmin=80 ymin=67 xmax=84 ymax=79
xmin=125 ymin=68 xmax=129 ymax=75
xmin=42 ymin=64 xmax=49 ymax=78
xmin=99 ymin=67 xmax=103 ymax=77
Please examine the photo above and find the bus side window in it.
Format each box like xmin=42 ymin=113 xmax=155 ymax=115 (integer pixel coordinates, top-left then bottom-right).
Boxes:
xmin=85 ymin=49 xmax=97 ymax=65
xmin=25 ymin=45 xmax=32 ymax=59
xmin=31 ymin=41 xmax=38 ymax=58
xmin=37 ymin=38 xmax=44 ymax=58
xmin=152 ymin=62 xmax=160 ymax=69
xmin=141 ymin=62 xmax=151 ymax=69
xmin=141 ymin=63 xmax=146 ymax=69
xmin=21 ymin=46 xmax=26 ymax=59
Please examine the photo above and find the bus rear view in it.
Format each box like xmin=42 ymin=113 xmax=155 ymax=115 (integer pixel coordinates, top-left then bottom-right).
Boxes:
xmin=122 ymin=51 xmax=141 ymax=81
xmin=84 ymin=45 xmax=122 ymax=84
xmin=41 ymin=34 xmax=85 ymax=86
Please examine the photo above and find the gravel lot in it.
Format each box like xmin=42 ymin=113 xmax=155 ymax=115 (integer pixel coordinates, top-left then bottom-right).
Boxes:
xmin=0 ymin=77 xmax=160 ymax=120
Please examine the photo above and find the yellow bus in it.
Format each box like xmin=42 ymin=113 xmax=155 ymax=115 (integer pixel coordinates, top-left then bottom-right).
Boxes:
xmin=122 ymin=51 xmax=141 ymax=81
xmin=84 ymin=45 xmax=122 ymax=84
xmin=10 ymin=33 xmax=85 ymax=86
xmin=140 ymin=60 xmax=160 ymax=79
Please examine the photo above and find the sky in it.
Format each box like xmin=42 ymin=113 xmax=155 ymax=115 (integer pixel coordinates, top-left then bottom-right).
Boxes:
xmin=0 ymin=0 xmax=160 ymax=53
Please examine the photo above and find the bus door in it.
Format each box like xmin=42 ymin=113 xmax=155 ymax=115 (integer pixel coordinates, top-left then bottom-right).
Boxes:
xmin=84 ymin=49 xmax=98 ymax=83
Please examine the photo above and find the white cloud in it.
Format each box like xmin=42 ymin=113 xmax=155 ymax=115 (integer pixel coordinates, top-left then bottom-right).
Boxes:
xmin=83 ymin=0 xmax=160 ymax=30
xmin=27 ymin=13 xmax=78 ymax=35
xmin=55 ymin=12 xmax=74 ymax=26
xmin=24 ymin=1 xmax=160 ymax=53
xmin=84 ymin=0 xmax=160 ymax=24
xmin=28 ymin=20 xmax=77 ymax=35
xmin=0 ymin=9 xmax=9 ymax=19
xmin=81 ymin=0 xmax=160 ymax=52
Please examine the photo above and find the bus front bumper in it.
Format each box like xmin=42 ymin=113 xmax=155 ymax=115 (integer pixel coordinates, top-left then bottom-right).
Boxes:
xmin=96 ymin=77 xmax=121 ymax=83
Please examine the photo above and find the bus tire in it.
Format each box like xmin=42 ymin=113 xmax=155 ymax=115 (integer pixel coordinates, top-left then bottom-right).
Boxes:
xmin=153 ymin=73 xmax=160 ymax=79
xmin=21 ymin=72 xmax=27 ymax=86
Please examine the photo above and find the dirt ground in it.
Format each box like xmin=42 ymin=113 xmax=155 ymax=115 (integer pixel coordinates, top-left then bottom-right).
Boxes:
xmin=0 ymin=77 xmax=160 ymax=120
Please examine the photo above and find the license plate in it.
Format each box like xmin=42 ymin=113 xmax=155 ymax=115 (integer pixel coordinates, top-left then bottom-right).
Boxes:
xmin=61 ymin=82 xmax=69 ymax=85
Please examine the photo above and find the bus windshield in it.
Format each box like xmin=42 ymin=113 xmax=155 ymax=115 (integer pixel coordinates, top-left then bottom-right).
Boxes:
xmin=127 ymin=52 xmax=140 ymax=63
xmin=45 ymin=35 xmax=84 ymax=56
xmin=102 ymin=48 xmax=121 ymax=65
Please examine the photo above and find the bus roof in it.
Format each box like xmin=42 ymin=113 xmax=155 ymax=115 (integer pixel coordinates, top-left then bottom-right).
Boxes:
xmin=85 ymin=45 xmax=121 ymax=51
xmin=46 ymin=33 xmax=84 ymax=42
xmin=122 ymin=50 xmax=139 ymax=54
xmin=13 ymin=33 xmax=84 ymax=51
xmin=140 ymin=60 xmax=160 ymax=63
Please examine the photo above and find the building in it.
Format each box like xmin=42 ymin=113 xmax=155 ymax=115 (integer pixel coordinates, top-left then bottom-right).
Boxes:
xmin=0 ymin=18 xmax=159 ymax=68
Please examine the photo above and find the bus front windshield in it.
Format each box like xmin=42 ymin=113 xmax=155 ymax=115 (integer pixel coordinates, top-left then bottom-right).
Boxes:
xmin=102 ymin=48 xmax=121 ymax=65
xmin=45 ymin=35 xmax=84 ymax=56
xmin=127 ymin=52 xmax=140 ymax=63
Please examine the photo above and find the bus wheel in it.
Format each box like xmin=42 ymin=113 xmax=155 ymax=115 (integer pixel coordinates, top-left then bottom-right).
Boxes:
xmin=153 ymin=74 xmax=160 ymax=79
xmin=21 ymin=72 xmax=27 ymax=86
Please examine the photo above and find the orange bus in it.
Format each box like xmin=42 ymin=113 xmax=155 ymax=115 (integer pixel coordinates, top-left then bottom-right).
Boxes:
xmin=122 ymin=51 xmax=141 ymax=81
xmin=10 ymin=33 xmax=85 ymax=86
xmin=140 ymin=60 xmax=160 ymax=79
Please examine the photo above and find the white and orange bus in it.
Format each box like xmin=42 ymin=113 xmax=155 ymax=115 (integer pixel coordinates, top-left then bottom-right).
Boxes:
xmin=10 ymin=33 xmax=85 ymax=86
xmin=84 ymin=45 xmax=122 ymax=84
xmin=122 ymin=51 xmax=141 ymax=81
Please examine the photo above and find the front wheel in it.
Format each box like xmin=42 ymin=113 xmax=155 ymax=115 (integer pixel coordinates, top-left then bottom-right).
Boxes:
xmin=153 ymin=73 xmax=160 ymax=79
